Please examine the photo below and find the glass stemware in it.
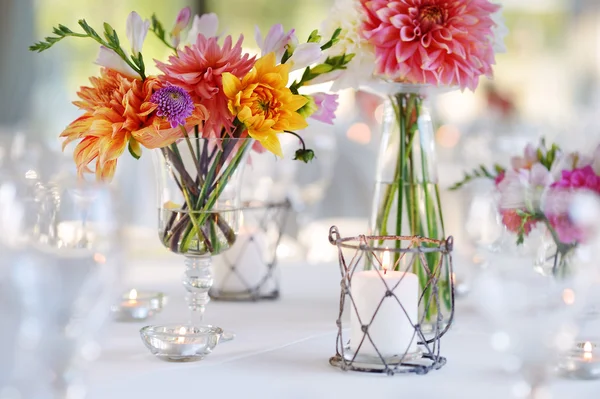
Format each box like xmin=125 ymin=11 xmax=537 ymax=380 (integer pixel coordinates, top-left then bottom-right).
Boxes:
xmin=471 ymin=214 xmax=595 ymax=398
xmin=0 ymin=171 xmax=123 ymax=398
xmin=152 ymin=138 xmax=252 ymax=328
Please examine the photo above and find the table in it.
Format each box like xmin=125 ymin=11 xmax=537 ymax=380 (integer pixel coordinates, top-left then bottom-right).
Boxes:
xmin=88 ymin=254 xmax=600 ymax=399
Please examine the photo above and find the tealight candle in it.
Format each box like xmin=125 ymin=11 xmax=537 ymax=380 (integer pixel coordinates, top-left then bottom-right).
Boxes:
xmin=560 ymin=341 xmax=600 ymax=380
xmin=111 ymin=289 xmax=166 ymax=321
xmin=350 ymin=250 xmax=419 ymax=360
xmin=140 ymin=324 xmax=223 ymax=362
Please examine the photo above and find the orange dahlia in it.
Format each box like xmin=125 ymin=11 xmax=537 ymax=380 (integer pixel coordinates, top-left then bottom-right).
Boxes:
xmin=61 ymin=69 xmax=207 ymax=181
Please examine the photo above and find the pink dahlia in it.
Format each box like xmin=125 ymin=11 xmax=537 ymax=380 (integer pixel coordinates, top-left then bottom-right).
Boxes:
xmin=359 ymin=0 xmax=500 ymax=90
xmin=156 ymin=35 xmax=255 ymax=136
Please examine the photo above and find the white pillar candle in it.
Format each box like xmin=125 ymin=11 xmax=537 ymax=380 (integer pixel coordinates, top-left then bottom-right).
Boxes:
xmin=212 ymin=227 xmax=271 ymax=293
xmin=350 ymin=250 xmax=419 ymax=358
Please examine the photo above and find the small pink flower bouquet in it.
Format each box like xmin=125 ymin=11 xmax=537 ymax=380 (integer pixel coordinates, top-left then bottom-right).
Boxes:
xmin=452 ymin=141 xmax=600 ymax=274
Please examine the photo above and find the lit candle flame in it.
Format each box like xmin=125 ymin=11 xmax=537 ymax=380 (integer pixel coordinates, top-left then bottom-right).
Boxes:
xmin=177 ymin=327 xmax=187 ymax=344
xmin=382 ymin=250 xmax=391 ymax=274
xmin=562 ymin=288 xmax=576 ymax=305
xmin=584 ymin=341 xmax=593 ymax=362
xmin=93 ymin=253 xmax=106 ymax=264
xmin=128 ymin=289 xmax=138 ymax=301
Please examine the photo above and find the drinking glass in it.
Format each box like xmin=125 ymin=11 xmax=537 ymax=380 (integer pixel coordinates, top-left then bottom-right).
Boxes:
xmin=0 ymin=172 xmax=123 ymax=398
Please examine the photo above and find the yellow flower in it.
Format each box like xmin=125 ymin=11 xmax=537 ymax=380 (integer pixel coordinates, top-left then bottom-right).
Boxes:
xmin=222 ymin=52 xmax=308 ymax=157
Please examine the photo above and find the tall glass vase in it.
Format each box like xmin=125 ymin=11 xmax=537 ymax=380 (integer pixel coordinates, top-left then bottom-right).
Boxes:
xmin=153 ymin=137 xmax=253 ymax=326
xmin=369 ymin=84 xmax=452 ymax=329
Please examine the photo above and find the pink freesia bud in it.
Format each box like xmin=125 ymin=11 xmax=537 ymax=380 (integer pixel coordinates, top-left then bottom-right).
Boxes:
xmin=310 ymin=93 xmax=339 ymax=125
xmin=171 ymin=7 xmax=192 ymax=47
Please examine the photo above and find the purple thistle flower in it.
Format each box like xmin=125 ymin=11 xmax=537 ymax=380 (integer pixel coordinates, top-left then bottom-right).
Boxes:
xmin=150 ymin=85 xmax=195 ymax=128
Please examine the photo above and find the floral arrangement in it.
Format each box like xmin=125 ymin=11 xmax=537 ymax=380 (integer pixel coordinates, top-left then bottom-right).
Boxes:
xmin=320 ymin=0 xmax=506 ymax=91
xmin=316 ymin=0 xmax=506 ymax=321
xmin=31 ymin=8 xmax=351 ymax=253
xmin=317 ymin=0 xmax=506 ymax=240
xmin=451 ymin=140 xmax=600 ymax=274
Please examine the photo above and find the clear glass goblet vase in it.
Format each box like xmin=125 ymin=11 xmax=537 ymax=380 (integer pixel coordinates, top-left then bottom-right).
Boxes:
xmin=151 ymin=137 xmax=252 ymax=338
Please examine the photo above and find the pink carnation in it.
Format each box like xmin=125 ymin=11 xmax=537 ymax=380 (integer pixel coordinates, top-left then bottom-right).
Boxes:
xmin=156 ymin=35 xmax=255 ymax=136
xmin=553 ymin=166 xmax=600 ymax=191
xmin=501 ymin=209 xmax=537 ymax=235
xmin=359 ymin=0 xmax=500 ymax=90
xmin=494 ymin=170 xmax=505 ymax=186
xmin=546 ymin=165 xmax=600 ymax=244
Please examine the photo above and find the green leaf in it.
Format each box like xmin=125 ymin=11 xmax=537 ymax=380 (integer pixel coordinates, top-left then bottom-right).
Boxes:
xmin=320 ymin=28 xmax=342 ymax=50
xmin=281 ymin=47 xmax=293 ymax=64
xmin=516 ymin=232 xmax=525 ymax=246
xmin=310 ymin=63 xmax=334 ymax=75
xmin=449 ymin=165 xmax=497 ymax=191
xmin=331 ymin=27 xmax=341 ymax=41
xmin=78 ymin=19 xmax=101 ymax=41
xmin=307 ymin=29 xmax=321 ymax=43
xmin=29 ymin=23 xmax=89 ymax=52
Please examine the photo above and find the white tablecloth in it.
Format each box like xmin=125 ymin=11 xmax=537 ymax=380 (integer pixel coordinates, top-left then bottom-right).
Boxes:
xmin=88 ymin=255 xmax=600 ymax=399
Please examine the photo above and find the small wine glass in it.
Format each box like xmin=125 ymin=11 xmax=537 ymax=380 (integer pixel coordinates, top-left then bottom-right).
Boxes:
xmin=471 ymin=216 xmax=594 ymax=398
xmin=0 ymin=172 xmax=123 ymax=398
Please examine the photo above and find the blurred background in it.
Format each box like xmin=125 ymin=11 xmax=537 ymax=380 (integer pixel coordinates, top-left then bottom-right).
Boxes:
xmin=1 ymin=0 xmax=600 ymax=262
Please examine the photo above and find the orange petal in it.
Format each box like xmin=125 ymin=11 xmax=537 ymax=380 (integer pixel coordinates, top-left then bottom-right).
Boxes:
xmin=131 ymin=125 xmax=182 ymax=149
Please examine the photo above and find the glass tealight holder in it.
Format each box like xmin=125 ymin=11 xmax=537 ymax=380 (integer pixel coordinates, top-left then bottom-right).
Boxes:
xmin=559 ymin=341 xmax=600 ymax=380
xmin=140 ymin=324 xmax=222 ymax=362
xmin=111 ymin=289 xmax=167 ymax=322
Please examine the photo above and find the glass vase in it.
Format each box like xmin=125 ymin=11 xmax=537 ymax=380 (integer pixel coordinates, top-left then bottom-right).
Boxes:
xmin=369 ymin=84 xmax=452 ymax=330
xmin=153 ymin=137 xmax=253 ymax=327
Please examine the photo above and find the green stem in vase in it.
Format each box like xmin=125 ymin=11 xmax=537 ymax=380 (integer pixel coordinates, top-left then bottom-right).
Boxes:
xmin=372 ymin=89 xmax=450 ymax=324
xmin=179 ymin=140 xmax=251 ymax=253
xmin=395 ymin=94 xmax=407 ymax=259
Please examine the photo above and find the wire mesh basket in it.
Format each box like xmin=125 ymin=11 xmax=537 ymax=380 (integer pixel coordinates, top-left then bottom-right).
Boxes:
xmin=328 ymin=225 xmax=455 ymax=375
xmin=210 ymin=200 xmax=291 ymax=301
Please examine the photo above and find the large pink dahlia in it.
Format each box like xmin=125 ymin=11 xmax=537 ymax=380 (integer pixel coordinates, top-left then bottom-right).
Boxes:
xmin=360 ymin=0 xmax=500 ymax=90
xmin=156 ymin=35 xmax=255 ymax=136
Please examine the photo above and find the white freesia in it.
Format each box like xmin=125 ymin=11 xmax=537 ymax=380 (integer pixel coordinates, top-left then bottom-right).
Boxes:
xmin=95 ymin=46 xmax=138 ymax=79
xmin=491 ymin=5 xmax=508 ymax=54
xmin=255 ymin=24 xmax=295 ymax=59
xmin=187 ymin=13 xmax=219 ymax=43
xmin=288 ymin=42 xmax=322 ymax=71
xmin=126 ymin=11 xmax=150 ymax=56
xmin=317 ymin=0 xmax=376 ymax=91
xmin=498 ymin=164 xmax=553 ymax=211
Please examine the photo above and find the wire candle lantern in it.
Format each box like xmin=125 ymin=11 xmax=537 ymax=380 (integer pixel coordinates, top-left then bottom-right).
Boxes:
xmin=328 ymin=226 xmax=455 ymax=375
xmin=210 ymin=200 xmax=291 ymax=301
